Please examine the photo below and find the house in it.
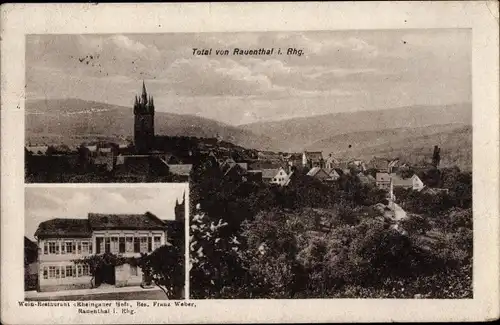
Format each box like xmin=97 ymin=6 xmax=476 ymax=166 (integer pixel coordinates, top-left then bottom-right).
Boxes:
xmin=390 ymin=173 xmax=425 ymax=191
xmin=324 ymin=154 xmax=339 ymax=170
xmin=327 ymin=168 xmax=342 ymax=181
xmin=222 ymin=163 xmax=247 ymax=182
xmin=388 ymin=159 xmax=400 ymax=173
xmin=376 ymin=172 xmax=392 ymax=190
xmin=168 ymin=164 xmax=193 ymax=181
xmin=26 ymin=146 xmax=49 ymax=155
xmin=306 ymin=167 xmax=330 ymax=181
xmin=302 ymin=151 xmax=324 ymax=168
xmin=34 ymin=212 xmax=169 ymax=292
xmin=283 ymin=153 xmax=303 ymax=169
xmin=220 ymin=158 xmax=248 ymax=173
xmin=368 ymin=157 xmax=390 ymax=172
xmin=261 ymin=167 xmax=289 ymax=186
xmin=24 ymin=237 xmax=39 ymax=291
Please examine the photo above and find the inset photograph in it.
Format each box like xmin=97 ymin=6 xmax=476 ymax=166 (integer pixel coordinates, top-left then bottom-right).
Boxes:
xmin=24 ymin=184 xmax=187 ymax=301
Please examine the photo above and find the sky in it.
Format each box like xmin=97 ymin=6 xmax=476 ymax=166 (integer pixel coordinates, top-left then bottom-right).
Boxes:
xmin=26 ymin=30 xmax=471 ymax=125
xmin=25 ymin=185 xmax=187 ymax=240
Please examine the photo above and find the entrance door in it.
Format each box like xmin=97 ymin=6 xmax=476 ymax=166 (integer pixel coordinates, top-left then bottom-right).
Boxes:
xmin=95 ymin=265 xmax=116 ymax=286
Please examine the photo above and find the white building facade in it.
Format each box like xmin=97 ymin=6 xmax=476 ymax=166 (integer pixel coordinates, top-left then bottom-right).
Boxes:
xmin=35 ymin=213 xmax=168 ymax=292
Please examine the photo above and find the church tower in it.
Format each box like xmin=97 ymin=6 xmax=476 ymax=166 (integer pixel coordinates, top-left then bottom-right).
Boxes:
xmin=134 ymin=81 xmax=155 ymax=153
xmin=174 ymin=192 xmax=185 ymax=223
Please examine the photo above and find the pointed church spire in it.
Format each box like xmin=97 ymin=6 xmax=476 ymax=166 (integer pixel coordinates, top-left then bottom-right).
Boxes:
xmin=141 ymin=80 xmax=148 ymax=105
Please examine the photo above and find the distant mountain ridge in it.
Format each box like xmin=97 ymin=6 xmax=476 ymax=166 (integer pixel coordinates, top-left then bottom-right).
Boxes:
xmin=240 ymin=103 xmax=471 ymax=152
xmin=26 ymin=99 xmax=472 ymax=169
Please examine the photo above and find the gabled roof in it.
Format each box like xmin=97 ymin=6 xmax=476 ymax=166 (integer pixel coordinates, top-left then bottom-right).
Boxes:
xmin=307 ymin=167 xmax=328 ymax=177
xmin=329 ymin=168 xmax=341 ymax=177
xmin=390 ymin=173 xmax=416 ymax=187
xmin=388 ymin=159 xmax=400 ymax=168
xmin=168 ymin=164 xmax=193 ymax=177
xmin=376 ymin=172 xmax=391 ymax=182
xmin=88 ymin=212 xmax=166 ymax=230
xmin=26 ymin=146 xmax=49 ymax=154
xmin=261 ymin=168 xmax=280 ymax=179
xmin=223 ymin=163 xmax=246 ymax=177
xmin=35 ymin=218 xmax=92 ymax=238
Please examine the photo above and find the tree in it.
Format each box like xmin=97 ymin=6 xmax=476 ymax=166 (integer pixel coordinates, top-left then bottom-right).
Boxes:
xmin=138 ymin=244 xmax=184 ymax=299
xmin=400 ymin=214 xmax=432 ymax=235
xmin=239 ymin=210 xmax=306 ymax=298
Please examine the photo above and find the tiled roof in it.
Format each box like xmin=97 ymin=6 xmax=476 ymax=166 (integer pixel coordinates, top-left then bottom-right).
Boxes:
xmin=168 ymin=164 xmax=193 ymax=177
xmin=88 ymin=212 xmax=166 ymax=230
xmin=35 ymin=218 xmax=92 ymax=238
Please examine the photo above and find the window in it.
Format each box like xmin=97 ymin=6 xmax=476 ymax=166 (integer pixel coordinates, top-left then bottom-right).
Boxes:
xmin=130 ymin=265 xmax=138 ymax=276
xmin=82 ymin=264 xmax=89 ymax=276
xmin=140 ymin=237 xmax=148 ymax=253
xmin=43 ymin=267 xmax=48 ymax=279
xmin=65 ymin=242 xmax=73 ymax=254
xmin=48 ymin=267 xmax=53 ymax=278
xmin=61 ymin=243 xmax=65 ymax=254
xmin=44 ymin=243 xmax=48 ymax=255
xmin=153 ymin=236 xmax=161 ymax=250
xmin=66 ymin=265 xmax=73 ymax=277
xmin=60 ymin=266 xmax=65 ymax=278
xmin=48 ymin=242 xmax=57 ymax=254
xmin=77 ymin=242 xmax=82 ymax=254
xmin=111 ymin=237 xmax=119 ymax=253
xmin=81 ymin=242 xmax=89 ymax=254
xmin=104 ymin=238 xmax=110 ymax=253
xmin=77 ymin=265 xmax=82 ymax=277
xmin=89 ymin=242 xmax=93 ymax=254
xmin=134 ymin=238 xmax=140 ymax=253
xmin=148 ymin=237 xmax=152 ymax=252
xmin=119 ymin=238 xmax=125 ymax=253
xmin=126 ymin=237 xmax=134 ymax=253
xmin=72 ymin=266 xmax=77 ymax=278
xmin=55 ymin=267 xmax=60 ymax=279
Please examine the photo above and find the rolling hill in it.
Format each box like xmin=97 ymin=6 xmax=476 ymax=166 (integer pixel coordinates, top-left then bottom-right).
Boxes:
xmin=305 ymin=124 xmax=472 ymax=170
xmin=240 ymin=103 xmax=472 ymax=152
xmin=25 ymin=98 xmax=276 ymax=149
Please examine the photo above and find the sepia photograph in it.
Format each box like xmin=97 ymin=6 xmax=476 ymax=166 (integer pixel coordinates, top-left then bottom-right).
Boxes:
xmin=1 ymin=2 xmax=497 ymax=323
xmin=24 ymin=184 xmax=187 ymax=301
xmin=24 ymin=30 xmax=474 ymax=299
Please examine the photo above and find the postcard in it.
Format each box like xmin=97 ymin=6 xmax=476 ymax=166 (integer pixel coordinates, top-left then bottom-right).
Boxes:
xmin=1 ymin=2 xmax=499 ymax=324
